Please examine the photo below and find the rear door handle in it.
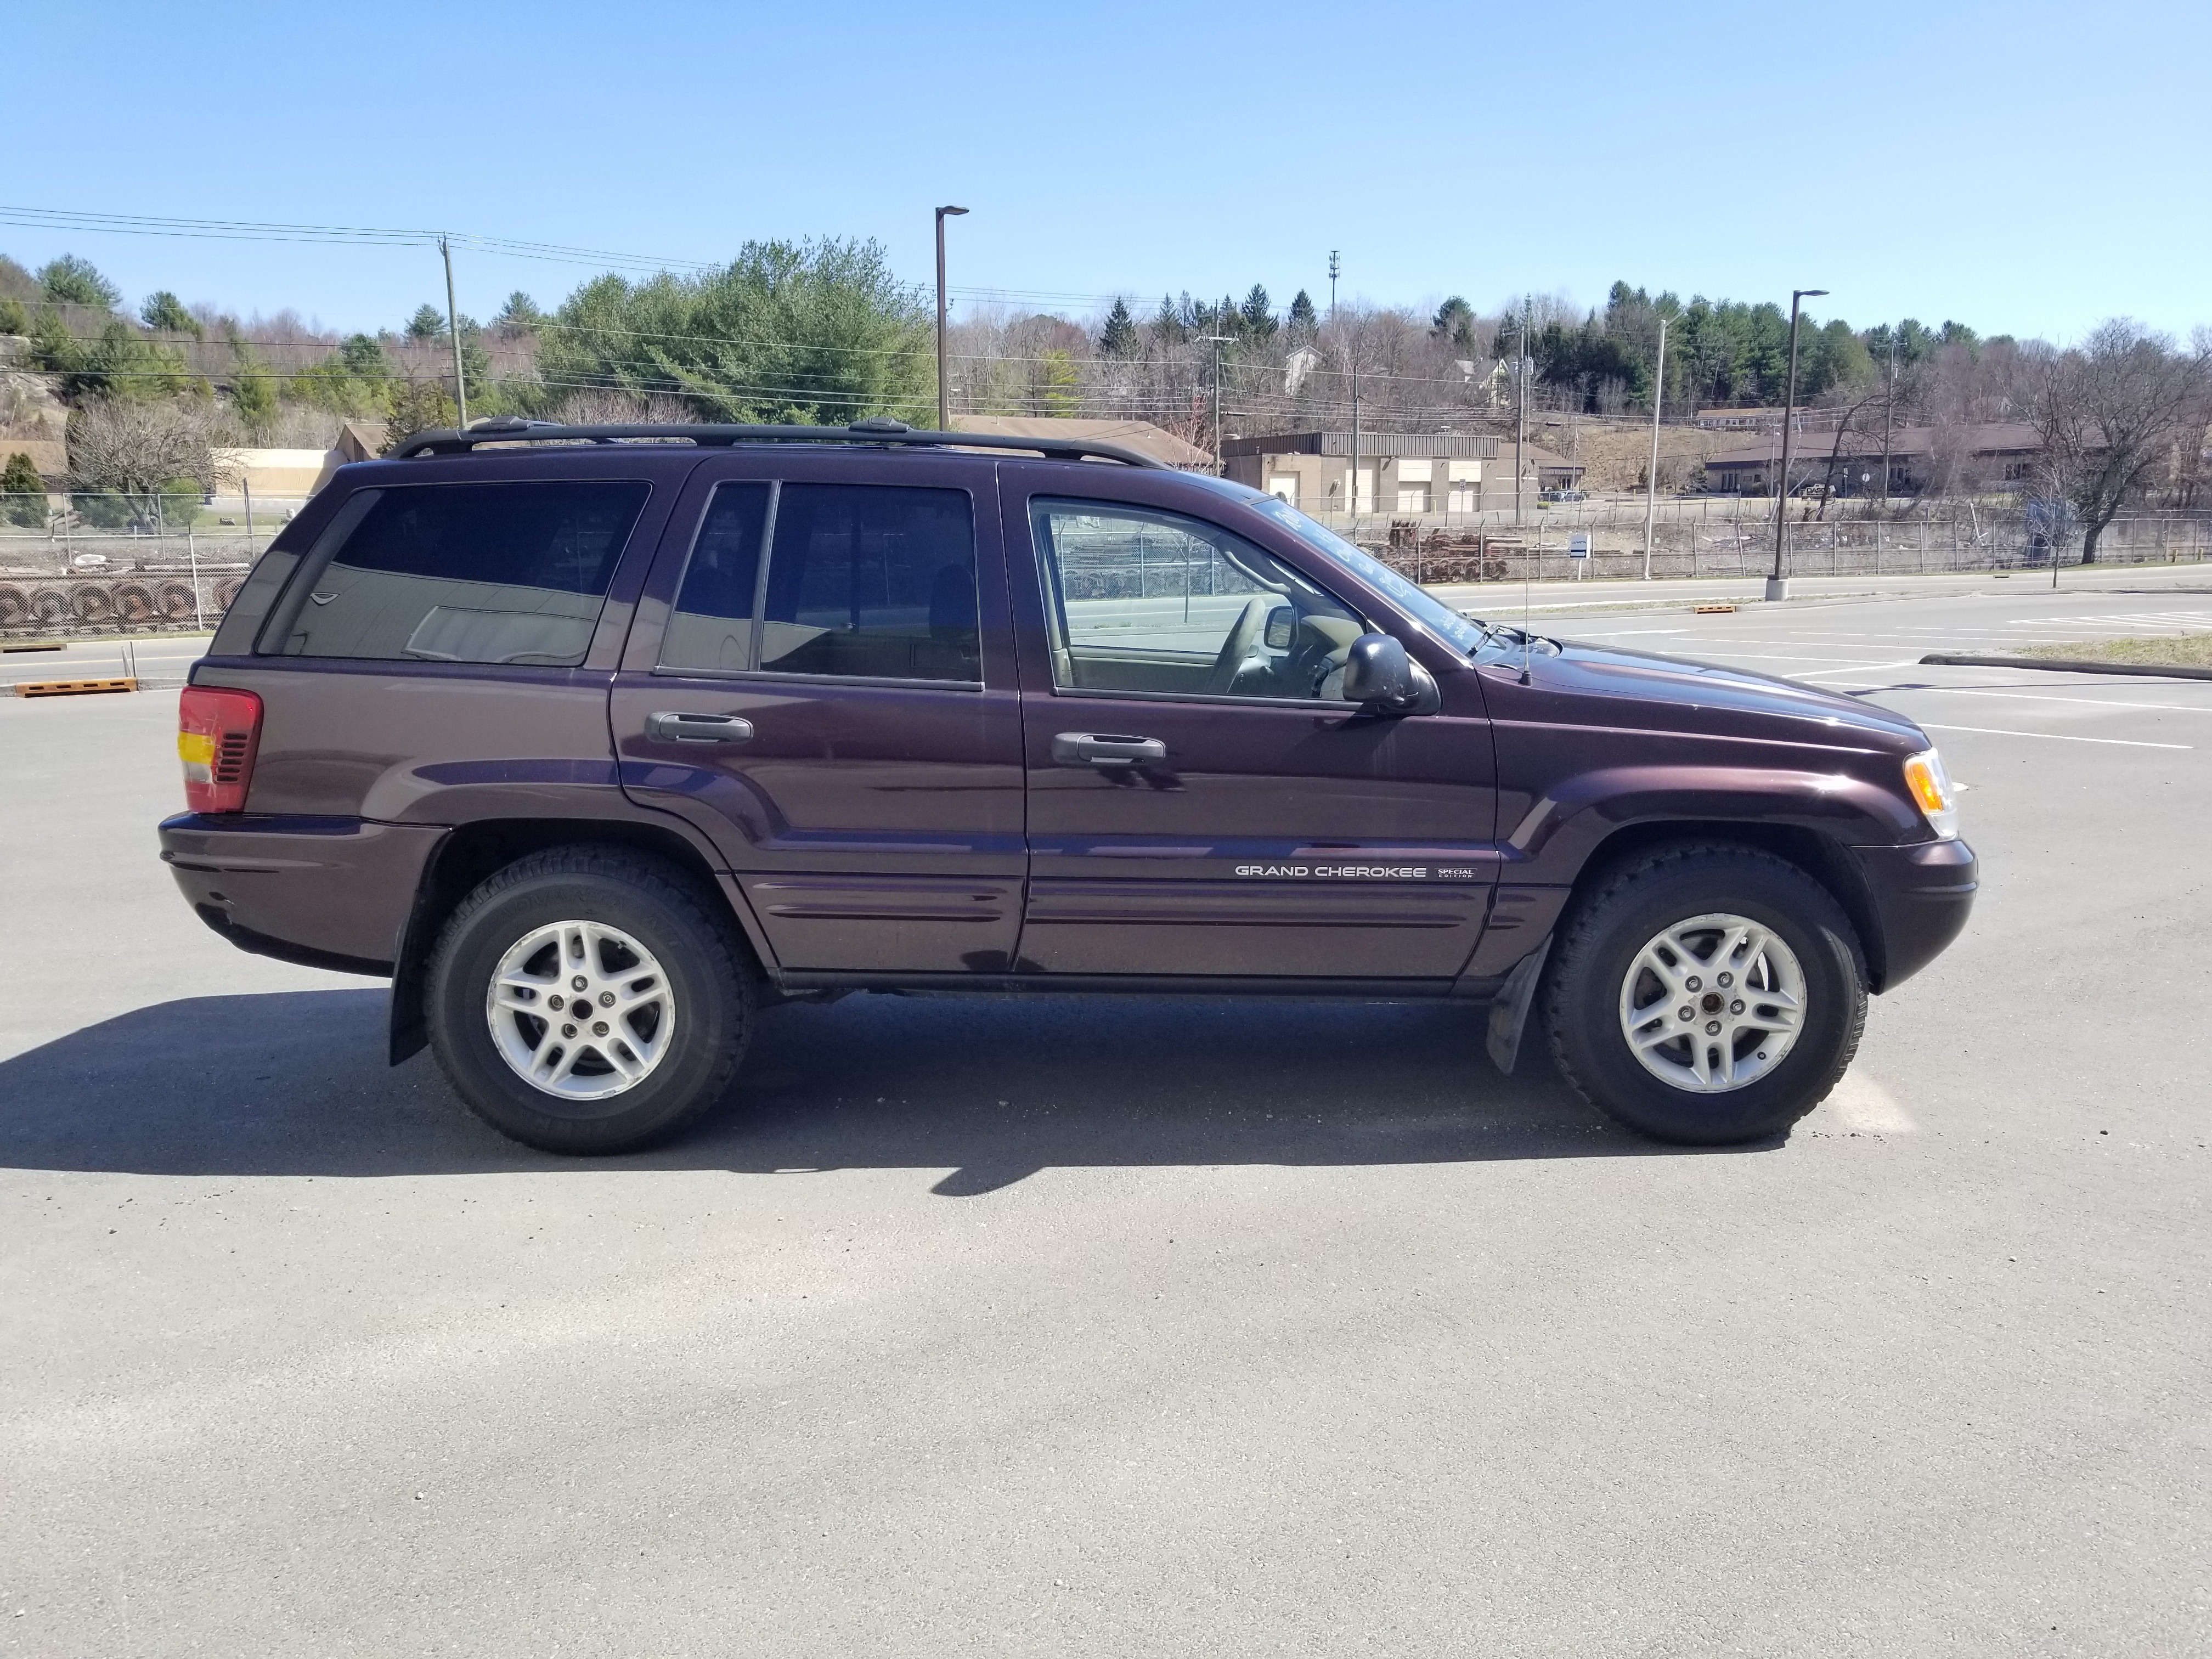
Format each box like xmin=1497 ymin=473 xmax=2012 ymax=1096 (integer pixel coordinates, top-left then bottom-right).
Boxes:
xmin=1052 ymin=731 xmax=1166 ymax=768
xmin=646 ymin=712 xmax=755 ymax=745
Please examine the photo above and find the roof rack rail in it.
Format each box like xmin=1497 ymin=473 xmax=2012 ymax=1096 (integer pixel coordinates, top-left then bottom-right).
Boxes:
xmin=391 ymin=416 xmax=1168 ymax=469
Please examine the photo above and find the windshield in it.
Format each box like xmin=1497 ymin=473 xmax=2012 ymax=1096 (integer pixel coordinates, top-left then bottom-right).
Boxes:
xmin=1240 ymin=491 xmax=1491 ymax=660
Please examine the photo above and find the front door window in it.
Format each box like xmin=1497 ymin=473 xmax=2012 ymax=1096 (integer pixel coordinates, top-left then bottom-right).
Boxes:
xmin=1030 ymin=498 xmax=1367 ymax=703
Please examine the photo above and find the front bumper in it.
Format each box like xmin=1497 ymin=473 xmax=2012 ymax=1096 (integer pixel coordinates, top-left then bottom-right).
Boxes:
xmin=159 ymin=813 xmax=447 ymax=977
xmin=1854 ymin=837 xmax=1978 ymax=990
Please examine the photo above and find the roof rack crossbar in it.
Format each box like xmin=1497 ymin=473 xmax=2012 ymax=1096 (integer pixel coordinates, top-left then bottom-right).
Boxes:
xmin=391 ymin=417 xmax=1169 ymax=469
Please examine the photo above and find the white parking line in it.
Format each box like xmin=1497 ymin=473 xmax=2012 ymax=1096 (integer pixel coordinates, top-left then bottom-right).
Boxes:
xmin=1900 ymin=685 xmax=2212 ymax=715
xmin=1792 ymin=660 xmax=1930 ymax=680
xmin=1914 ymin=721 xmax=2192 ymax=750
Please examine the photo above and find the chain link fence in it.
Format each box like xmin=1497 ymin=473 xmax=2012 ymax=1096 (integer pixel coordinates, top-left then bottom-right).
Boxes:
xmin=1330 ymin=501 xmax=2212 ymax=585
xmin=6 ymin=490 xmax=2209 ymax=637
xmin=0 ymin=493 xmax=266 ymax=635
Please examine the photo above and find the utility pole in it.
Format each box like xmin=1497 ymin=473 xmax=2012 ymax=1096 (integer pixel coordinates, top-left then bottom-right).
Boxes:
xmin=1350 ymin=353 xmax=1361 ymax=521
xmin=1767 ymin=287 xmax=1826 ymax=601
xmin=1201 ymin=335 xmax=1231 ymax=477
xmin=1642 ymin=314 xmax=1669 ymax=579
xmin=440 ymin=235 xmax=467 ymax=431
xmin=1515 ymin=298 xmax=1530 ymax=526
xmin=934 ymin=206 xmax=969 ymax=431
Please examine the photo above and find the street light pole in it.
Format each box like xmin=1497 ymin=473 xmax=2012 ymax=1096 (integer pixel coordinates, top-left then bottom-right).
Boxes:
xmin=1767 ymin=286 xmax=1827 ymax=601
xmin=1642 ymin=313 xmax=1669 ymax=579
xmin=934 ymin=206 xmax=968 ymax=431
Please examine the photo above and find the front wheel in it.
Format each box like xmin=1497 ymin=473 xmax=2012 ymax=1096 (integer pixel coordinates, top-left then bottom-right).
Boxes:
xmin=425 ymin=848 xmax=754 ymax=1154
xmin=1544 ymin=845 xmax=1866 ymax=1145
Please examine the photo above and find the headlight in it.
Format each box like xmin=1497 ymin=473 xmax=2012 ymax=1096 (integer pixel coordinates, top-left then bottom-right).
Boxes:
xmin=1902 ymin=749 xmax=1960 ymax=840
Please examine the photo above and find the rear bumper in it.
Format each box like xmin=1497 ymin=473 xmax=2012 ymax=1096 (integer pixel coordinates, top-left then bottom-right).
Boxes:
xmin=159 ymin=813 xmax=447 ymax=977
xmin=1854 ymin=837 xmax=1978 ymax=990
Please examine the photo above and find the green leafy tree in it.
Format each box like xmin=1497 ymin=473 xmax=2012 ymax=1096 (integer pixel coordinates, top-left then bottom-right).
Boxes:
xmin=1099 ymin=298 xmax=1137 ymax=356
xmin=0 ymin=296 xmax=27 ymax=336
xmin=140 ymin=291 xmax=201 ymax=337
xmin=534 ymin=238 xmax=932 ymax=425
xmin=381 ymin=376 xmax=458 ymax=452
xmin=25 ymin=307 xmax=76 ymax=373
xmin=494 ymin=291 xmax=544 ymax=328
xmin=1033 ymin=347 xmax=1080 ymax=416
xmin=227 ymin=336 xmax=279 ymax=440
xmin=287 ymin=333 xmax=392 ymax=418
xmin=1287 ymin=290 xmax=1317 ymax=335
xmin=1 ymin=450 xmax=46 ymax=526
xmin=405 ymin=303 xmax=449 ymax=342
xmin=37 ymin=254 xmax=121 ymax=309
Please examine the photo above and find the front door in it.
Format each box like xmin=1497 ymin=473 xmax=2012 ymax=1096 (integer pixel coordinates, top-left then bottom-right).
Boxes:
xmin=1007 ymin=485 xmax=1500 ymax=983
xmin=611 ymin=452 xmax=1025 ymax=974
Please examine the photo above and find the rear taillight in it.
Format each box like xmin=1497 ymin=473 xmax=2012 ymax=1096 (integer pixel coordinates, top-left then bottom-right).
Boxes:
xmin=178 ymin=686 xmax=262 ymax=814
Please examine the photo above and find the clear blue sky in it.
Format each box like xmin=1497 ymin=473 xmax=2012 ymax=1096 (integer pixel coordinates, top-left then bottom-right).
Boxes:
xmin=13 ymin=0 xmax=2208 ymax=345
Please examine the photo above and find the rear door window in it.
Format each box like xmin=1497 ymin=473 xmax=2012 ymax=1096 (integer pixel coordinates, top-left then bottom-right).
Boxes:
xmin=266 ymin=480 xmax=648 ymax=664
xmin=659 ymin=482 xmax=979 ymax=684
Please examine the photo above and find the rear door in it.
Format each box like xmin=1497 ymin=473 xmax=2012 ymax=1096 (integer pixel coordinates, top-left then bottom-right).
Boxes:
xmin=610 ymin=450 xmax=1025 ymax=974
xmin=1003 ymin=471 xmax=1501 ymax=982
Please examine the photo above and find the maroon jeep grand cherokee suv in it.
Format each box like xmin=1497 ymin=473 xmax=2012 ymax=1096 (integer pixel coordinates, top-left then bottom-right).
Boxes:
xmin=159 ymin=419 xmax=1976 ymax=1153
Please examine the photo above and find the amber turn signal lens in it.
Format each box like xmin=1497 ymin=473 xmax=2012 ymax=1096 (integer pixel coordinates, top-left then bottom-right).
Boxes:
xmin=1902 ymin=749 xmax=1959 ymax=840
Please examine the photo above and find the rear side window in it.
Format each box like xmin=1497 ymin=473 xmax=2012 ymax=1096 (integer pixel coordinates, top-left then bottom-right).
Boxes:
xmin=267 ymin=481 xmax=648 ymax=665
xmin=660 ymin=482 xmax=978 ymax=684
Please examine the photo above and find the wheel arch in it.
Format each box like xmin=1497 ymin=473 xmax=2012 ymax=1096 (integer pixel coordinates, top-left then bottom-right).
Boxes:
xmin=1566 ymin=821 xmax=1890 ymax=992
xmin=388 ymin=817 xmax=763 ymax=1065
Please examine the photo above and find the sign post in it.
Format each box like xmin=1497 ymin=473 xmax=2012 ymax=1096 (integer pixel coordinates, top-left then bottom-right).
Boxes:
xmin=1568 ymin=532 xmax=1591 ymax=580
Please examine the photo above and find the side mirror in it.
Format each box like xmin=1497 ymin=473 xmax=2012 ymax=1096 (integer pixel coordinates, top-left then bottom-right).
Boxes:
xmin=1341 ymin=633 xmax=1438 ymax=715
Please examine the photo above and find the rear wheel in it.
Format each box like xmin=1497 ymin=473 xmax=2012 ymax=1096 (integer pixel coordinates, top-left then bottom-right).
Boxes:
xmin=426 ymin=847 xmax=754 ymax=1154
xmin=1544 ymin=845 xmax=1865 ymax=1145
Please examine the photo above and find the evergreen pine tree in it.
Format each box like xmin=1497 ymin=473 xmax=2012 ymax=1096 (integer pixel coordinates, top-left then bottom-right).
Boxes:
xmin=1288 ymin=290 xmax=1317 ymax=334
xmin=1240 ymin=285 xmax=1277 ymax=338
xmin=404 ymin=303 xmax=449 ymax=341
xmin=1 ymin=450 xmax=46 ymax=526
xmin=140 ymin=291 xmax=201 ymax=337
xmin=1100 ymin=298 xmax=1137 ymax=356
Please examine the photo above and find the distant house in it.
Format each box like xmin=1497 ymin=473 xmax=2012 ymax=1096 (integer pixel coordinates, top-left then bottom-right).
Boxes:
xmin=1220 ymin=430 xmax=1578 ymax=515
xmin=1704 ymin=422 xmax=2045 ymax=496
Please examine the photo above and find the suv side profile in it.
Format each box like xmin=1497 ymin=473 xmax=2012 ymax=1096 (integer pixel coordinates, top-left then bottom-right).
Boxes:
xmin=160 ymin=419 xmax=1977 ymax=1153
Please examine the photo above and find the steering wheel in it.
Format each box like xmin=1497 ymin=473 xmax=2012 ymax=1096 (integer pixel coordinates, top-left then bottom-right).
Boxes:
xmin=1205 ymin=596 xmax=1274 ymax=694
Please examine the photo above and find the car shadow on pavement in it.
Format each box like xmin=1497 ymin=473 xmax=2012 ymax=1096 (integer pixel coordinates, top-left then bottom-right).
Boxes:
xmin=0 ymin=988 xmax=1745 ymax=1189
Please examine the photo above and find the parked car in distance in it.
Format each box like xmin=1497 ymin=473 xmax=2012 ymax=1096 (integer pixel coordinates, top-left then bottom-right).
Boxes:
xmin=160 ymin=417 xmax=1977 ymax=1154
xmin=1538 ymin=488 xmax=1586 ymax=504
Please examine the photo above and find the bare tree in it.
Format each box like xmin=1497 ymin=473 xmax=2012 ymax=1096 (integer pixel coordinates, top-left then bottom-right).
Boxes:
xmin=65 ymin=397 xmax=238 ymax=503
xmin=2031 ymin=320 xmax=2212 ymax=562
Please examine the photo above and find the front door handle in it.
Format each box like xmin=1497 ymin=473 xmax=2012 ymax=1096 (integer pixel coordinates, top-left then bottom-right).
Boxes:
xmin=646 ymin=711 xmax=755 ymax=745
xmin=1052 ymin=731 xmax=1166 ymax=769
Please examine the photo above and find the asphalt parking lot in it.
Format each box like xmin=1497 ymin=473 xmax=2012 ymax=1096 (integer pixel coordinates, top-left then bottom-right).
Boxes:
xmin=3 ymin=583 xmax=2209 ymax=1657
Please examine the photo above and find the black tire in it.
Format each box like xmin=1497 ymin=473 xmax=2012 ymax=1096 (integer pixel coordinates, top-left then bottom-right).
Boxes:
xmin=426 ymin=847 xmax=755 ymax=1154
xmin=1544 ymin=844 xmax=1866 ymax=1146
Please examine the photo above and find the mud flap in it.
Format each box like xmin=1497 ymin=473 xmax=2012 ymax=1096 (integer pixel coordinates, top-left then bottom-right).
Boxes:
xmin=1485 ymin=935 xmax=1552 ymax=1076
